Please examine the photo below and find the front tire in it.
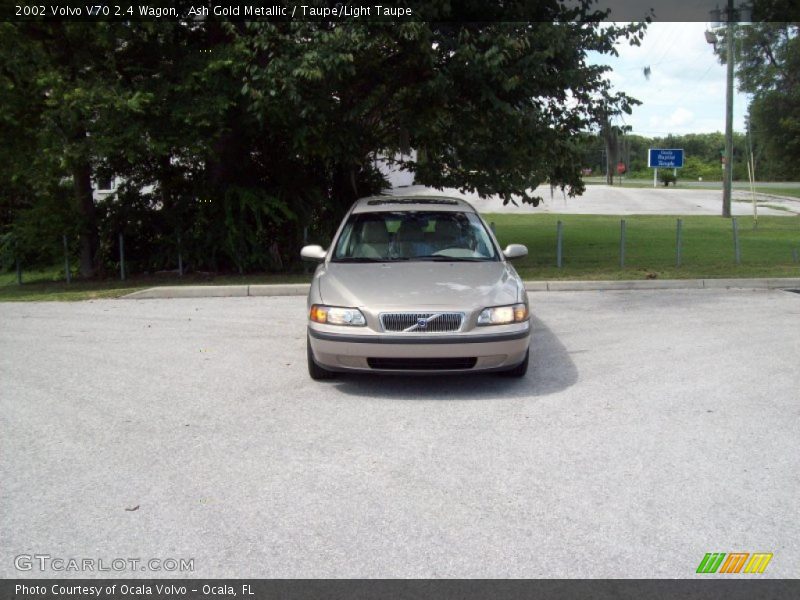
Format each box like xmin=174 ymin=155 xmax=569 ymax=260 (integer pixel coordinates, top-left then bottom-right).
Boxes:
xmin=500 ymin=348 xmax=529 ymax=378
xmin=307 ymin=336 xmax=336 ymax=381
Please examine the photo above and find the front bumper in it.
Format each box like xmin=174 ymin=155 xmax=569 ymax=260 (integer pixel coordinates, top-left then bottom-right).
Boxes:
xmin=308 ymin=325 xmax=531 ymax=373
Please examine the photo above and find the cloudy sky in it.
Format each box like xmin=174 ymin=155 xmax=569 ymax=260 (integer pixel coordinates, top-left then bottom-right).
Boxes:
xmin=589 ymin=22 xmax=750 ymax=137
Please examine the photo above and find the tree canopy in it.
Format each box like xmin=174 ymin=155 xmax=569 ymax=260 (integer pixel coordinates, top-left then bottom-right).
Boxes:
xmin=0 ymin=9 xmax=646 ymax=277
xmin=713 ymin=19 xmax=799 ymax=180
xmin=739 ymin=22 xmax=799 ymax=180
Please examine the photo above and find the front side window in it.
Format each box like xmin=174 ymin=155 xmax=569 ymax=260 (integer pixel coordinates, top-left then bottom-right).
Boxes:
xmin=333 ymin=211 xmax=498 ymax=262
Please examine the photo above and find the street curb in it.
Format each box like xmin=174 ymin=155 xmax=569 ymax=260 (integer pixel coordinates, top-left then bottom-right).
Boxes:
xmin=123 ymin=285 xmax=249 ymax=299
xmin=543 ymin=280 xmax=705 ymax=291
xmin=122 ymin=278 xmax=800 ymax=299
xmin=123 ymin=283 xmax=308 ymax=299
xmin=536 ymin=278 xmax=800 ymax=291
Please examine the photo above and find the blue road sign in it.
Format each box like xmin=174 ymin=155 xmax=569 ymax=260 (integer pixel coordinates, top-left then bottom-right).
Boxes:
xmin=648 ymin=148 xmax=684 ymax=168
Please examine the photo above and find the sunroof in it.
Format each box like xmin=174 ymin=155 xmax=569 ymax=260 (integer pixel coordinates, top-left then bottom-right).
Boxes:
xmin=367 ymin=198 xmax=459 ymax=206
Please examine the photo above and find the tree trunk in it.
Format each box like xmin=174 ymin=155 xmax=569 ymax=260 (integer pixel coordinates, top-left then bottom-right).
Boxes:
xmin=604 ymin=126 xmax=617 ymax=186
xmin=74 ymin=161 xmax=98 ymax=278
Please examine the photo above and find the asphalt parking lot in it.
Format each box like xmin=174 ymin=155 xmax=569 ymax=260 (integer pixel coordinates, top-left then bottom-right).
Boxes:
xmin=391 ymin=184 xmax=800 ymax=216
xmin=1 ymin=289 xmax=799 ymax=578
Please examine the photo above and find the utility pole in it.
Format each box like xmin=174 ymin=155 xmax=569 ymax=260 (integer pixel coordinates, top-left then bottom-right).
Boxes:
xmin=706 ymin=0 xmax=749 ymax=218
xmin=723 ymin=0 xmax=734 ymax=218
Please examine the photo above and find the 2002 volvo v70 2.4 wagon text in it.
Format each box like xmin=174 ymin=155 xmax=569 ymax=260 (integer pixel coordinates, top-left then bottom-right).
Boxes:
xmin=300 ymin=195 xmax=531 ymax=380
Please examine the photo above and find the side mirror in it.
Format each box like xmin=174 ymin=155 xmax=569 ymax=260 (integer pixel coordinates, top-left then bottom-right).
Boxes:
xmin=300 ymin=245 xmax=327 ymax=262
xmin=503 ymin=244 xmax=528 ymax=260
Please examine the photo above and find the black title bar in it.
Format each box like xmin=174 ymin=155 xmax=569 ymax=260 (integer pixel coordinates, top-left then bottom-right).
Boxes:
xmin=4 ymin=0 xmax=800 ymax=23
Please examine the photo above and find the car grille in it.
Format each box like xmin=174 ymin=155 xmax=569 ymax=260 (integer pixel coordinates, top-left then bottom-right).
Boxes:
xmin=367 ymin=357 xmax=477 ymax=370
xmin=380 ymin=312 xmax=464 ymax=333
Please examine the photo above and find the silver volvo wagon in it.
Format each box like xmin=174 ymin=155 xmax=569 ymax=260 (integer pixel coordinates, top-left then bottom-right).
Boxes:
xmin=301 ymin=196 xmax=531 ymax=379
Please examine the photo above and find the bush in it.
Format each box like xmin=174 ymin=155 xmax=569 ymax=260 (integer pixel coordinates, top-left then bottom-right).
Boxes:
xmin=680 ymin=156 xmax=722 ymax=181
xmin=659 ymin=171 xmax=677 ymax=186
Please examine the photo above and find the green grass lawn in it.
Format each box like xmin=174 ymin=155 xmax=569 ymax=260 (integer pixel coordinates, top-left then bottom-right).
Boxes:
xmin=2 ymin=214 xmax=799 ymax=301
xmin=487 ymin=213 xmax=800 ymax=281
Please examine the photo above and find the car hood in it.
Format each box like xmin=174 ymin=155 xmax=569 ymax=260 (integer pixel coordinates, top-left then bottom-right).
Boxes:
xmin=318 ymin=261 xmax=522 ymax=309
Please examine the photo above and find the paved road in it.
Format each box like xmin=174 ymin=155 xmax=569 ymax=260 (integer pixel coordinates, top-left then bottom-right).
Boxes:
xmin=2 ymin=291 xmax=799 ymax=578
xmin=390 ymin=184 xmax=800 ymax=216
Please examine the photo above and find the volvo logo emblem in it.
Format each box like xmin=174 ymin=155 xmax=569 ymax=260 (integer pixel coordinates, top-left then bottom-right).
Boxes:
xmin=401 ymin=313 xmax=446 ymax=333
xmin=401 ymin=314 xmax=441 ymax=332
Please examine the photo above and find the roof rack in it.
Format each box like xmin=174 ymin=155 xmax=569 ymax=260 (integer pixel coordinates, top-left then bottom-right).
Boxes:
xmin=366 ymin=198 xmax=460 ymax=206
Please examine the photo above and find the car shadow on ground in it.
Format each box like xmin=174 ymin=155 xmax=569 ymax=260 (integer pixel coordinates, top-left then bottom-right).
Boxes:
xmin=328 ymin=316 xmax=577 ymax=400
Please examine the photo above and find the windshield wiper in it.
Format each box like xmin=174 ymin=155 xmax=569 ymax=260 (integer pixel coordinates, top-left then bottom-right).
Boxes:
xmin=334 ymin=256 xmax=410 ymax=262
xmin=333 ymin=257 xmax=383 ymax=263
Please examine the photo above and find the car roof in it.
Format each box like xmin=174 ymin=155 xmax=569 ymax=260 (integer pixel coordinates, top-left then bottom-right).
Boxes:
xmin=350 ymin=195 xmax=477 ymax=214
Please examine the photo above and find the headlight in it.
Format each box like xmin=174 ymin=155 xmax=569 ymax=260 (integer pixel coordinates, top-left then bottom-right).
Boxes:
xmin=309 ymin=304 xmax=366 ymax=326
xmin=477 ymin=303 xmax=528 ymax=325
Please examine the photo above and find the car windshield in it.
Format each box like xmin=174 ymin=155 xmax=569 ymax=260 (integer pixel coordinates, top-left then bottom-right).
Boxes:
xmin=332 ymin=211 xmax=498 ymax=262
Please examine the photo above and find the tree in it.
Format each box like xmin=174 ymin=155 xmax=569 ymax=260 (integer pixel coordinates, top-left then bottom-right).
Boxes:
xmin=721 ymin=21 xmax=799 ymax=180
xmin=0 ymin=24 xmax=85 ymax=272
xmin=1 ymin=24 xmax=128 ymax=277
xmin=2 ymin=7 xmax=648 ymax=278
xmin=94 ymin=20 xmax=251 ymax=273
xmin=238 ymin=16 xmax=645 ymax=208
xmin=0 ymin=24 xmax=43 ymax=269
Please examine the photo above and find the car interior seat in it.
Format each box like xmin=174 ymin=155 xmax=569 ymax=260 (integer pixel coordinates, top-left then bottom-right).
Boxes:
xmin=354 ymin=220 xmax=391 ymax=258
xmin=394 ymin=219 xmax=430 ymax=257
xmin=433 ymin=219 xmax=463 ymax=251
